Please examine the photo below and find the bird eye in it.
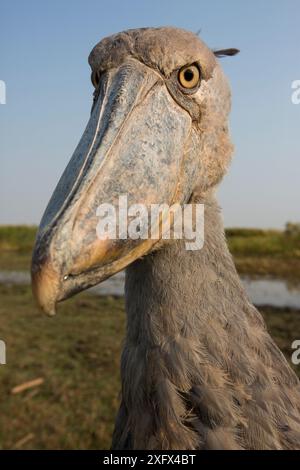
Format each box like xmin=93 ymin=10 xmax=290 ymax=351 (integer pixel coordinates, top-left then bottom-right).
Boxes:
xmin=178 ymin=64 xmax=200 ymax=90
xmin=91 ymin=70 xmax=101 ymax=88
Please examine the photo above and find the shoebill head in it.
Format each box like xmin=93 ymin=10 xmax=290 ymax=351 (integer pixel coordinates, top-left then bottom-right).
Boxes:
xmin=31 ymin=27 xmax=238 ymax=315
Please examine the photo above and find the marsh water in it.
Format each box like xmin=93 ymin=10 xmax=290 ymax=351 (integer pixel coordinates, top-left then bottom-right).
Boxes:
xmin=1 ymin=270 xmax=300 ymax=309
xmin=241 ymin=277 xmax=300 ymax=309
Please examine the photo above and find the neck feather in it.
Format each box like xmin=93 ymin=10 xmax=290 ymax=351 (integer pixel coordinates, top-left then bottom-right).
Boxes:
xmin=112 ymin=192 xmax=298 ymax=450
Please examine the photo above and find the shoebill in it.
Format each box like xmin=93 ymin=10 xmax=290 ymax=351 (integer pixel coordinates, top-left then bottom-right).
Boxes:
xmin=31 ymin=27 xmax=300 ymax=450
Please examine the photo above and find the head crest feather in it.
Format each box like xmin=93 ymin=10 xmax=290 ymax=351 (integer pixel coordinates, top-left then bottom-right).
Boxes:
xmin=213 ymin=48 xmax=240 ymax=58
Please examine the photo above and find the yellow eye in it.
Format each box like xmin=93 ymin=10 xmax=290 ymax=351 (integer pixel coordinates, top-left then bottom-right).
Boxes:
xmin=178 ymin=64 xmax=200 ymax=89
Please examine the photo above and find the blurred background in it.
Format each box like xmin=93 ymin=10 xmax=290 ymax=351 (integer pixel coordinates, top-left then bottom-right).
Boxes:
xmin=0 ymin=0 xmax=299 ymax=449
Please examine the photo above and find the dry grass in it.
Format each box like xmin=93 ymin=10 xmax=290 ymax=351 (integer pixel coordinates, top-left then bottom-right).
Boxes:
xmin=0 ymin=284 xmax=299 ymax=449
xmin=0 ymin=284 xmax=125 ymax=449
xmin=0 ymin=226 xmax=299 ymax=448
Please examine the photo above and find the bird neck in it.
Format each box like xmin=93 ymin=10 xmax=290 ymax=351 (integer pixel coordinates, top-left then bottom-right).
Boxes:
xmin=113 ymin=192 xmax=259 ymax=449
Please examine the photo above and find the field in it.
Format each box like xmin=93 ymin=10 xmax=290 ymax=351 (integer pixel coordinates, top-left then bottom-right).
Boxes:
xmin=1 ymin=225 xmax=300 ymax=279
xmin=0 ymin=283 xmax=299 ymax=450
xmin=226 ymin=228 xmax=300 ymax=280
xmin=0 ymin=225 xmax=37 ymax=271
xmin=0 ymin=284 xmax=125 ymax=449
xmin=0 ymin=225 xmax=299 ymax=449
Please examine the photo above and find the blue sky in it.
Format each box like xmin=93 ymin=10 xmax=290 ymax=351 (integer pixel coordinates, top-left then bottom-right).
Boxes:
xmin=0 ymin=0 xmax=299 ymax=227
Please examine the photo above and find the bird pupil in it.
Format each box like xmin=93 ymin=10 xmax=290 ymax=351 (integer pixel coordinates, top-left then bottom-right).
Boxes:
xmin=184 ymin=69 xmax=194 ymax=81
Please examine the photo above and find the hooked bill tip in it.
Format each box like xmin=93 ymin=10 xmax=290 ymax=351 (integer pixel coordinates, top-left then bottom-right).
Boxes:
xmin=31 ymin=258 xmax=60 ymax=317
xmin=43 ymin=301 xmax=57 ymax=317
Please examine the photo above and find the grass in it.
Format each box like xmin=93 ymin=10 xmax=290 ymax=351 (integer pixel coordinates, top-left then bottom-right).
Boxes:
xmin=0 ymin=225 xmax=299 ymax=279
xmin=226 ymin=228 xmax=300 ymax=279
xmin=0 ymin=284 xmax=125 ymax=450
xmin=0 ymin=225 xmax=36 ymax=271
xmin=0 ymin=225 xmax=299 ymax=448
xmin=0 ymin=284 xmax=299 ymax=450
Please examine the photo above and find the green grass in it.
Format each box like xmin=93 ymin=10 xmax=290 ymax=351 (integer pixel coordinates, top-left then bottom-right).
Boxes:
xmin=226 ymin=228 xmax=300 ymax=257
xmin=0 ymin=225 xmax=37 ymax=252
xmin=0 ymin=225 xmax=37 ymax=271
xmin=1 ymin=225 xmax=300 ymax=279
xmin=0 ymin=284 xmax=299 ymax=449
xmin=226 ymin=228 xmax=300 ymax=279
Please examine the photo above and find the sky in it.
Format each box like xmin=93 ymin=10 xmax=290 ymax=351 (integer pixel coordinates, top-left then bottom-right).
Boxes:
xmin=0 ymin=0 xmax=299 ymax=228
